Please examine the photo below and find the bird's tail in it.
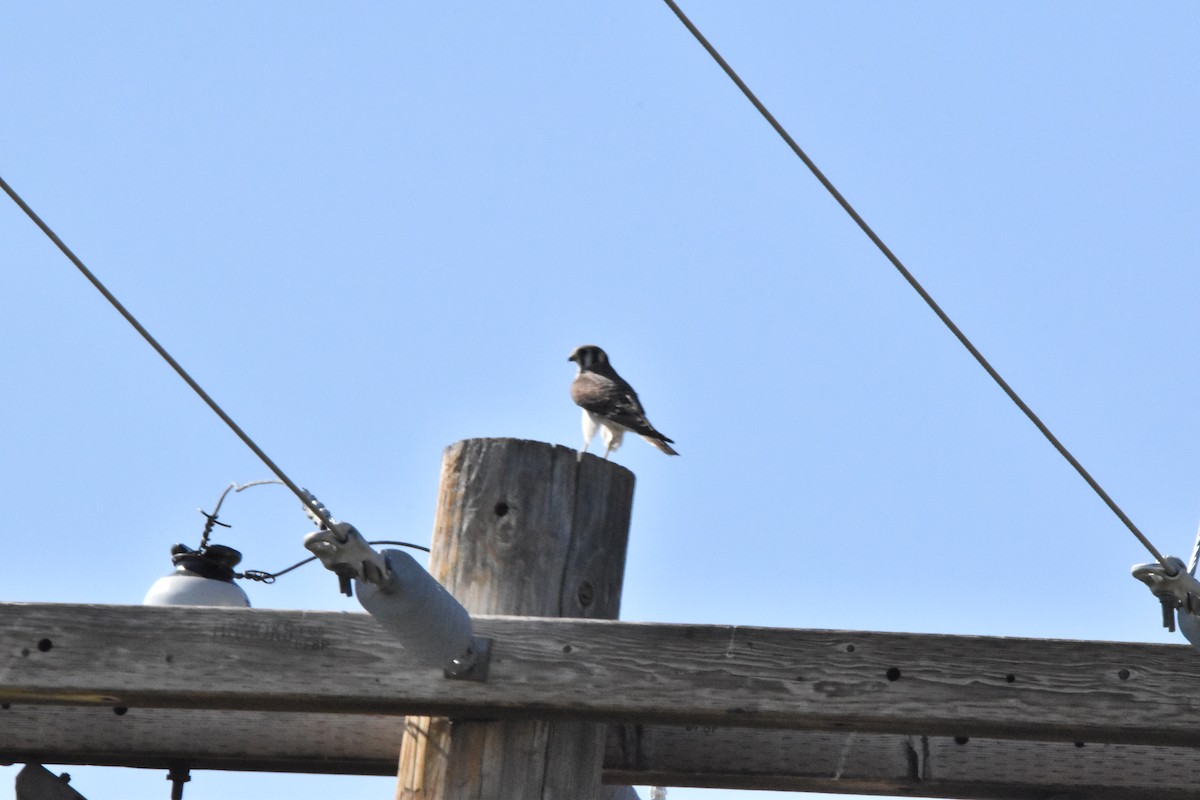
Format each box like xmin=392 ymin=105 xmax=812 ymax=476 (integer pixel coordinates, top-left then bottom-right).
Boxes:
xmin=641 ymin=434 xmax=679 ymax=456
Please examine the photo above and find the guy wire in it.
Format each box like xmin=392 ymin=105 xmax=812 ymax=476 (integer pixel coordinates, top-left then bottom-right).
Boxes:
xmin=0 ymin=174 xmax=335 ymax=532
xmin=660 ymin=0 xmax=1171 ymax=570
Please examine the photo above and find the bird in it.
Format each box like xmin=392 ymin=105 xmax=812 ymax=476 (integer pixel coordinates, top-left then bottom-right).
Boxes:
xmin=568 ymin=344 xmax=678 ymax=459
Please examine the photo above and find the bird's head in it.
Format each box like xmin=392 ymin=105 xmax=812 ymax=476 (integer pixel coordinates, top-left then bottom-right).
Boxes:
xmin=568 ymin=344 xmax=608 ymax=371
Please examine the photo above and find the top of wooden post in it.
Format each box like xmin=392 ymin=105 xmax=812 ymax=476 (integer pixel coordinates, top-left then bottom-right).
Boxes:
xmin=430 ymin=438 xmax=635 ymax=620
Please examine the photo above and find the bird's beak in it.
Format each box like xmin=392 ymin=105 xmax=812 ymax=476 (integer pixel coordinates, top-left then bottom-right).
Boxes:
xmin=567 ymin=354 xmax=576 ymax=362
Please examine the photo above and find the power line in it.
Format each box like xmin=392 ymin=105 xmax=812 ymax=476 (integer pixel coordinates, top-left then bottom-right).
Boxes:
xmin=0 ymin=174 xmax=336 ymax=533
xmin=241 ymin=540 xmax=432 ymax=584
xmin=660 ymin=0 xmax=1171 ymax=571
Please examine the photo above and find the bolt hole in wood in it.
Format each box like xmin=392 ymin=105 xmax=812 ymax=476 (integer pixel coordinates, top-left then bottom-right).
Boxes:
xmin=113 ymin=707 xmax=128 ymax=716
xmin=493 ymin=501 xmax=509 ymax=517
xmin=954 ymin=736 xmax=969 ymax=745
xmin=885 ymin=667 xmax=901 ymax=681
xmin=1118 ymin=668 xmax=1131 ymax=680
xmin=844 ymin=644 xmax=856 ymax=653
xmin=37 ymin=638 xmax=53 ymax=652
xmin=1005 ymin=674 xmax=1016 ymax=683
xmin=562 ymin=645 xmax=573 ymax=654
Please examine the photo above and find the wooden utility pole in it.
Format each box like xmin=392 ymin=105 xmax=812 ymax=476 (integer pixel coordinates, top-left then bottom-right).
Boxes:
xmin=397 ymin=438 xmax=634 ymax=800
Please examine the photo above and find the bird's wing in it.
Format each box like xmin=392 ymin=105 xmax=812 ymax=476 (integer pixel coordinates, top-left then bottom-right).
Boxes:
xmin=572 ymin=373 xmax=674 ymax=444
xmin=609 ymin=403 xmax=674 ymax=443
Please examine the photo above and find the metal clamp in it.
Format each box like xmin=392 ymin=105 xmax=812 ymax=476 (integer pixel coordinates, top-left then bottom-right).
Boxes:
xmin=1132 ymin=555 xmax=1200 ymax=650
xmin=304 ymin=522 xmax=393 ymax=596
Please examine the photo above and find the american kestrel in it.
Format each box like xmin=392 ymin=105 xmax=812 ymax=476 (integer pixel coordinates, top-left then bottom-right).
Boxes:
xmin=568 ymin=344 xmax=679 ymax=459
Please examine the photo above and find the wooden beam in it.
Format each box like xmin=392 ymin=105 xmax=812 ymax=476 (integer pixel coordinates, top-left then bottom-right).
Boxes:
xmin=604 ymin=724 xmax=1200 ymax=799
xmin=2 ymin=603 xmax=1198 ymax=748
xmin=0 ymin=706 xmax=404 ymax=776
xmin=6 ymin=707 xmax=1200 ymax=799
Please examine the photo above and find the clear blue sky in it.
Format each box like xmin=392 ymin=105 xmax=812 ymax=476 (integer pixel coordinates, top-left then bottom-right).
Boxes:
xmin=3 ymin=2 xmax=1199 ymax=799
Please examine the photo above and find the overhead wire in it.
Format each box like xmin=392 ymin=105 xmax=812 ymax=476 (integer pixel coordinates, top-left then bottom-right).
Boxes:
xmin=659 ymin=0 xmax=1172 ymax=571
xmin=241 ymin=540 xmax=432 ymax=583
xmin=0 ymin=174 xmax=336 ymax=533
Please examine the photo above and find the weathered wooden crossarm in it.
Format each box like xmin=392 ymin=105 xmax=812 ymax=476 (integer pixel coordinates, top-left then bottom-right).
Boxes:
xmin=4 ymin=708 xmax=1200 ymax=799
xmin=2 ymin=602 xmax=1197 ymax=748
xmin=604 ymin=724 xmax=1200 ymax=799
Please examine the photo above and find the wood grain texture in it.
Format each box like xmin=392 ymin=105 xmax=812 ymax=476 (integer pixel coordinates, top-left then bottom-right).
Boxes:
xmin=397 ymin=438 xmax=634 ymax=800
xmin=425 ymin=438 xmax=633 ymax=617
xmin=7 ymin=707 xmax=1200 ymax=797
xmin=604 ymin=724 xmax=1200 ymax=799
xmin=3 ymin=604 xmax=1199 ymax=748
xmin=0 ymin=706 xmax=406 ymax=775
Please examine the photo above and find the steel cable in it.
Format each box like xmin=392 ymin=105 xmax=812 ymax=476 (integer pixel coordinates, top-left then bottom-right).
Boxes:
xmin=0 ymin=174 xmax=335 ymax=532
xmin=660 ymin=0 xmax=1171 ymax=570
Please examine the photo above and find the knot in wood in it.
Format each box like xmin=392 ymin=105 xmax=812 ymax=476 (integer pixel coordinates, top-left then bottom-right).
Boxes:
xmin=577 ymin=581 xmax=595 ymax=609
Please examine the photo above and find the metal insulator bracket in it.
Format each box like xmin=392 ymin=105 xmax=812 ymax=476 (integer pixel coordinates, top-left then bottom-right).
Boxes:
xmin=1132 ymin=556 xmax=1200 ymax=649
xmin=304 ymin=523 xmax=490 ymax=681
xmin=305 ymin=522 xmax=393 ymax=595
